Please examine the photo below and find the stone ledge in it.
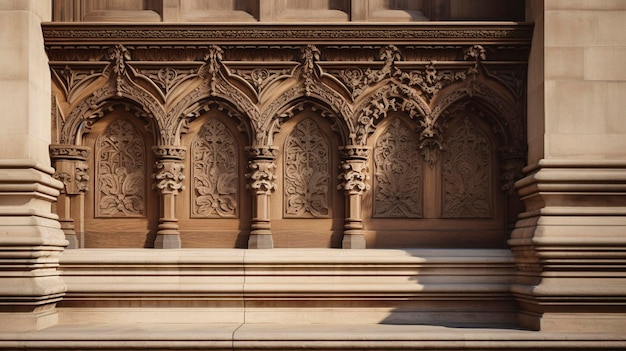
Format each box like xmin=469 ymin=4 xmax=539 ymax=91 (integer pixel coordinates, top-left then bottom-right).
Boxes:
xmin=0 ymin=323 xmax=625 ymax=351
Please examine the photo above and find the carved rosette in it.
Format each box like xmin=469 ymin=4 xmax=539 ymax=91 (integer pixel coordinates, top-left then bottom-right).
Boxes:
xmin=152 ymin=146 xmax=186 ymax=195
xmin=246 ymin=146 xmax=278 ymax=194
xmin=50 ymin=144 xmax=91 ymax=195
xmin=339 ymin=146 xmax=371 ymax=195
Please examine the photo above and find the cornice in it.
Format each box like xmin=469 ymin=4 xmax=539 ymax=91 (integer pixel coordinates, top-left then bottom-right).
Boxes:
xmin=42 ymin=23 xmax=533 ymax=46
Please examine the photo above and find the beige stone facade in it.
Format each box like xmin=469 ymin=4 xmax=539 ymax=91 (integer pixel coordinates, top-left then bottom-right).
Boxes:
xmin=0 ymin=0 xmax=625 ymax=350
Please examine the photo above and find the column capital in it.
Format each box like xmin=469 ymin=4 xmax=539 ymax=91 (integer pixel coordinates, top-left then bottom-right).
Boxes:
xmin=152 ymin=145 xmax=186 ymax=161
xmin=246 ymin=145 xmax=279 ymax=160
xmin=339 ymin=145 xmax=370 ymax=160
xmin=50 ymin=144 xmax=90 ymax=161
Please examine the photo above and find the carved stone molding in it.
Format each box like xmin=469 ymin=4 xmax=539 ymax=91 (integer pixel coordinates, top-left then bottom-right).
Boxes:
xmin=153 ymin=145 xmax=187 ymax=161
xmin=50 ymin=145 xmax=91 ymax=195
xmin=50 ymin=144 xmax=90 ymax=161
xmin=246 ymin=145 xmax=279 ymax=160
xmin=42 ymin=24 xmax=534 ymax=45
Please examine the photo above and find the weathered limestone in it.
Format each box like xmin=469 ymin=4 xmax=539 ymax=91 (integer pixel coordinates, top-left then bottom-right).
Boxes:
xmin=510 ymin=0 xmax=626 ymax=332
xmin=0 ymin=0 xmax=67 ymax=331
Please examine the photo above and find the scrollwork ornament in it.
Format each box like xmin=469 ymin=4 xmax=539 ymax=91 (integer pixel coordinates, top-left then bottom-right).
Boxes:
xmin=153 ymin=160 xmax=186 ymax=194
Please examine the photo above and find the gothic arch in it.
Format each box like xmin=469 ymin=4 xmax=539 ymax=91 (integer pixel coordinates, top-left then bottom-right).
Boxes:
xmin=59 ymin=77 xmax=165 ymax=146
xmin=351 ymin=81 xmax=430 ymax=146
xmin=159 ymin=45 xmax=259 ymax=146
xmin=171 ymin=97 xmax=255 ymax=147
xmin=257 ymin=45 xmax=352 ymax=146
xmin=270 ymin=108 xmax=345 ymax=248
xmin=430 ymin=79 xmax=523 ymax=148
xmin=263 ymin=97 xmax=351 ymax=147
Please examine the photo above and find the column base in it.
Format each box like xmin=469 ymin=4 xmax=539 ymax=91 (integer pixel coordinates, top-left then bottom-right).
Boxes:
xmin=342 ymin=234 xmax=366 ymax=249
xmin=248 ymin=234 xmax=273 ymax=249
xmin=154 ymin=234 xmax=181 ymax=249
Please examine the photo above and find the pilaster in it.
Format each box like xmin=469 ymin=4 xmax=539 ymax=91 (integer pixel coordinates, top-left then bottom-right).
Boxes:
xmin=49 ymin=145 xmax=90 ymax=249
xmin=152 ymin=146 xmax=186 ymax=249
xmin=339 ymin=146 xmax=370 ymax=249
xmin=246 ymin=146 xmax=278 ymax=249
xmin=0 ymin=0 xmax=67 ymax=331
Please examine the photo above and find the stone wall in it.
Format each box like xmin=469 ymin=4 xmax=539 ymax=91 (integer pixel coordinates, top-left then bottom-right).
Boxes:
xmin=511 ymin=0 xmax=626 ymax=332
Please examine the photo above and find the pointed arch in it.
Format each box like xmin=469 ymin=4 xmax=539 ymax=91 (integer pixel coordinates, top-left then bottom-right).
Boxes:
xmin=351 ymin=80 xmax=430 ymax=146
xmin=60 ymin=81 xmax=164 ymax=146
xmin=430 ymin=79 xmax=523 ymax=148
xmin=164 ymin=77 xmax=258 ymax=146
xmin=257 ymin=83 xmax=352 ymax=146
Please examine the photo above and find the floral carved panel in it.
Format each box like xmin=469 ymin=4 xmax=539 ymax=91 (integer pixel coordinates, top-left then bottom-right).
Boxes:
xmin=95 ymin=119 xmax=146 ymax=217
xmin=191 ymin=119 xmax=239 ymax=218
xmin=373 ymin=119 xmax=422 ymax=218
xmin=442 ymin=118 xmax=492 ymax=218
xmin=284 ymin=118 xmax=330 ymax=218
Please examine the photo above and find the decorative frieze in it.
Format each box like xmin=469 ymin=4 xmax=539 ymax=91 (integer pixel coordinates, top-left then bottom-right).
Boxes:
xmin=44 ymin=24 xmax=529 ymax=250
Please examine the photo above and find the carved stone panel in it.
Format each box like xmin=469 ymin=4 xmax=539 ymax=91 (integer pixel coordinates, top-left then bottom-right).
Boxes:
xmin=95 ymin=119 xmax=146 ymax=217
xmin=284 ymin=118 xmax=330 ymax=218
xmin=441 ymin=118 xmax=492 ymax=218
xmin=191 ymin=119 xmax=238 ymax=218
xmin=373 ymin=119 xmax=422 ymax=218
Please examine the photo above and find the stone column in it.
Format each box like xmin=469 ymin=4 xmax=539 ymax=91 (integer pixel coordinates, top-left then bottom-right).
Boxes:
xmin=339 ymin=146 xmax=370 ymax=249
xmin=50 ymin=145 xmax=90 ymax=249
xmin=510 ymin=1 xmax=626 ymax=332
xmin=152 ymin=146 xmax=186 ymax=249
xmin=246 ymin=146 xmax=278 ymax=249
xmin=0 ymin=0 xmax=67 ymax=331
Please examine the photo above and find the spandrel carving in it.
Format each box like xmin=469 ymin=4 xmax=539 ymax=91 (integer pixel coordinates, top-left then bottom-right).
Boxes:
xmin=442 ymin=118 xmax=492 ymax=218
xmin=373 ymin=119 xmax=422 ymax=218
xmin=191 ymin=119 xmax=238 ymax=218
xmin=96 ymin=119 xmax=146 ymax=217
xmin=284 ymin=118 xmax=330 ymax=218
